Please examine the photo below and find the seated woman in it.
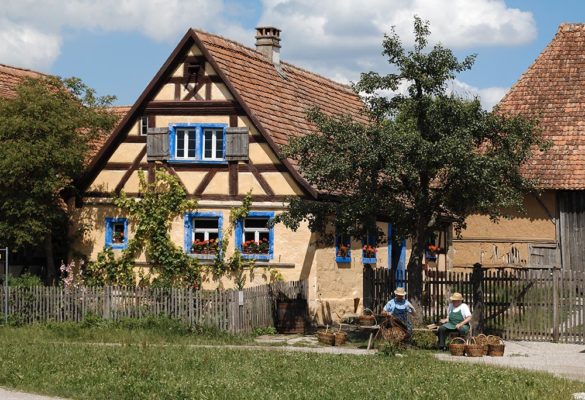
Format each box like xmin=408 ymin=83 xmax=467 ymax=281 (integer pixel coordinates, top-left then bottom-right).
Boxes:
xmin=382 ymin=287 xmax=416 ymax=336
xmin=437 ymin=292 xmax=472 ymax=350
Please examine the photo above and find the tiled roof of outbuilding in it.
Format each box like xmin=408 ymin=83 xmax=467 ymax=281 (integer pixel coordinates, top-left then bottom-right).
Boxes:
xmin=498 ymin=23 xmax=585 ymax=190
xmin=0 ymin=63 xmax=44 ymax=98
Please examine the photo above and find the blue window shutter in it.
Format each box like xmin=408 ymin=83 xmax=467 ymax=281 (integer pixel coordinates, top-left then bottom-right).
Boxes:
xmin=184 ymin=214 xmax=193 ymax=253
xmin=105 ymin=218 xmax=113 ymax=247
xmin=234 ymin=219 xmax=243 ymax=252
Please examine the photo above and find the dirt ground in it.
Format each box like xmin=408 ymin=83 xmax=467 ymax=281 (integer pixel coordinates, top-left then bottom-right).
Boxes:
xmin=435 ymin=340 xmax=585 ymax=382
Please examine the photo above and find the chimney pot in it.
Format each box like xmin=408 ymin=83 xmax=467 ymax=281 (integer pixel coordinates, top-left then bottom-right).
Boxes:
xmin=255 ymin=26 xmax=281 ymax=64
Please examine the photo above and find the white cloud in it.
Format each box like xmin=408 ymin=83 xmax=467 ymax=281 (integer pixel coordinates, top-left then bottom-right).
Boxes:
xmin=448 ymin=79 xmax=509 ymax=110
xmin=0 ymin=18 xmax=61 ymax=71
xmin=0 ymin=0 xmax=243 ymax=70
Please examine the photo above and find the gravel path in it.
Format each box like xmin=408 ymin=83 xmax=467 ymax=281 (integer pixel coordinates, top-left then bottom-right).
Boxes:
xmin=0 ymin=388 xmax=66 ymax=400
xmin=435 ymin=341 xmax=585 ymax=382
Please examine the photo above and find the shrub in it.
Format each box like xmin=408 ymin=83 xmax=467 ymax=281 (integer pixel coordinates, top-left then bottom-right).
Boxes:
xmin=410 ymin=330 xmax=437 ymax=350
xmin=8 ymin=273 xmax=43 ymax=287
xmin=253 ymin=326 xmax=277 ymax=336
xmin=377 ymin=341 xmax=403 ymax=356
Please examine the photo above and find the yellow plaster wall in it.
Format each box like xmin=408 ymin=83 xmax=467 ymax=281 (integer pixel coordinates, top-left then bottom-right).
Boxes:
xmin=249 ymin=143 xmax=279 ymax=165
xmin=262 ymin=172 xmax=304 ymax=195
xmin=127 ymin=121 xmax=140 ymax=136
xmin=153 ymin=84 xmax=175 ymax=101
xmin=188 ymin=46 xmax=202 ymax=56
xmin=203 ymin=172 xmax=229 ymax=194
xmin=108 ymin=143 xmax=145 ymax=164
xmin=89 ymin=171 xmax=126 ymax=192
xmin=238 ymin=172 xmax=266 ymax=195
xmin=237 ymin=117 xmax=259 ymax=135
xmin=175 ymin=171 xmax=207 ymax=193
xmin=171 ymin=63 xmax=184 ymax=78
xmin=205 ymin=62 xmax=217 ymax=76
xmin=453 ymin=191 xmax=557 ymax=266
xmin=155 ymin=115 xmax=230 ymax=127
xmin=122 ymin=171 xmax=141 ymax=193
xmin=210 ymin=83 xmax=232 ymax=100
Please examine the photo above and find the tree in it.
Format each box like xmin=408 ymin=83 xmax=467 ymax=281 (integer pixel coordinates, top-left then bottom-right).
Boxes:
xmin=278 ymin=17 xmax=546 ymax=301
xmin=0 ymin=76 xmax=116 ymax=283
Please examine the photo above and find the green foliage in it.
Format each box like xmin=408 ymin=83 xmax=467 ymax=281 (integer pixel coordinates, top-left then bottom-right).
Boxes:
xmin=410 ymin=330 xmax=437 ymax=350
xmin=86 ymin=169 xmax=200 ymax=287
xmin=7 ymin=273 xmax=43 ymax=288
xmin=252 ymin=326 xmax=277 ymax=336
xmin=0 ymin=76 xmax=116 ymax=251
xmin=280 ymin=17 xmax=546 ymax=299
xmin=377 ymin=340 xmax=403 ymax=356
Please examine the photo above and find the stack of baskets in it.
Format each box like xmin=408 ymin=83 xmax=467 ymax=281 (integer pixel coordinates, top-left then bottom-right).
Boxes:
xmin=334 ymin=331 xmax=348 ymax=346
xmin=475 ymin=334 xmax=489 ymax=356
xmin=487 ymin=335 xmax=505 ymax=357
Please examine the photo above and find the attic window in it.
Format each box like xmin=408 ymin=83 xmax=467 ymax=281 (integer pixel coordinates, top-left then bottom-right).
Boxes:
xmin=184 ymin=63 xmax=203 ymax=89
xmin=140 ymin=116 xmax=148 ymax=136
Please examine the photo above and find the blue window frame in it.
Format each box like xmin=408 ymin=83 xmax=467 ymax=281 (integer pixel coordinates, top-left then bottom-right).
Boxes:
xmin=362 ymin=232 xmax=377 ymax=264
xmin=336 ymin=232 xmax=351 ymax=263
xmin=168 ymin=123 xmax=227 ymax=164
xmin=105 ymin=217 xmax=128 ymax=249
xmin=235 ymin=211 xmax=274 ymax=261
xmin=184 ymin=212 xmax=223 ymax=258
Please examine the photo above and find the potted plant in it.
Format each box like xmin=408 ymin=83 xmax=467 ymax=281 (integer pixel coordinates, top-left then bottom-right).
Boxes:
xmin=113 ymin=231 xmax=124 ymax=243
xmin=425 ymin=244 xmax=441 ymax=261
xmin=362 ymin=245 xmax=377 ymax=259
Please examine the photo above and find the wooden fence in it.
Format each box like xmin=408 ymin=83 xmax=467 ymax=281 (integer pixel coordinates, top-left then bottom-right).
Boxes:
xmin=364 ymin=266 xmax=585 ymax=344
xmin=0 ymin=280 xmax=308 ymax=334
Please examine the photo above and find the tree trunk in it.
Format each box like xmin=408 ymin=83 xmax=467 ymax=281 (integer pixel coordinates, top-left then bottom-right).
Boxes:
xmin=407 ymin=227 xmax=426 ymax=302
xmin=44 ymin=232 xmax=56 ymax=285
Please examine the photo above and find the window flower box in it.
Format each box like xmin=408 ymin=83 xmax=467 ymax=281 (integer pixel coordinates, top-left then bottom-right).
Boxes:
xmin=362 ymin=244 xmax=377 ymax=264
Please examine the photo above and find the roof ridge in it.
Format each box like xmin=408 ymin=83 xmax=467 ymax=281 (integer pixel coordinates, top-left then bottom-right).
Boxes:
xmin=0 ymin=63 xmax=45 ymax=77
xmin=192 ymin=28 xmax=356 ymax=94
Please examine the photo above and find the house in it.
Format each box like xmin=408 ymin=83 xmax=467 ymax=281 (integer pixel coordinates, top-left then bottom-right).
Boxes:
xmin=451 ymin=23 xmax=585 ymax=272
xmin=71 ymin=27 xmax=404 ymax=323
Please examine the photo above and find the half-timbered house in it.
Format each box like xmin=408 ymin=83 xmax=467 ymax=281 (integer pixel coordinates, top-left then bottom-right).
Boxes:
xmin=72 ymin=27 xmax=401 ymax=323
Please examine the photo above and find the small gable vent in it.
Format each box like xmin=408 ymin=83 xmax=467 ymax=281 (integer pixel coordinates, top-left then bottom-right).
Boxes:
xmin=146 ymin=127 xmax=169 ymax=161
xmin=225 ymin=127 xmax=249 ymax=161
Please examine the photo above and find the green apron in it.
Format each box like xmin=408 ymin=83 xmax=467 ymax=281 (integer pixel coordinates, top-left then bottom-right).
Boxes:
xmin=443 ymin=308 xmax=469 ymax=333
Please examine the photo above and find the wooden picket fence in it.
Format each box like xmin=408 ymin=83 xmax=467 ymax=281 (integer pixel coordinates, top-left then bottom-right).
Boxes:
xmin=0 ymin=280 xmax=308 ymax=334
xmin=364 ymin=266 xmax=585 ymax=343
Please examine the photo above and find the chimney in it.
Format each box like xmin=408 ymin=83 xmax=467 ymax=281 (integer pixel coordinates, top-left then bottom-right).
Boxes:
xmin=255 ymin=27 xmax=281 ymax=64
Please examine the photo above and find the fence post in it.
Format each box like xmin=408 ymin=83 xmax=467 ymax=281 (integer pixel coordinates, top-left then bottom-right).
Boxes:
xmin=471 ymin=262 xmax=484 ymax=334
xmin=552 ymin=267 xmax=559 ymax=343
xmin=104 ymin=286 xmax=111 ymax=320
xmin=363 ymin=265 xmax=373 ymax=311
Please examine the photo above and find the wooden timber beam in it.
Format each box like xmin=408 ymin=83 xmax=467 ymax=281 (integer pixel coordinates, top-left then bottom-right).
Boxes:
xmin=144 ymin=100 xmax=244 ymax=115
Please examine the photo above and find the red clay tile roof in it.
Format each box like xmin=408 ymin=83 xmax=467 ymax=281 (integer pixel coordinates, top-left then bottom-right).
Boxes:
xmin=195 ymin=30 xmax=367 ymax=149
xmin=86 ymin=105 xmax=130 ymax=163
xmin=498 ymin=23 xmax=585 ymax=190
xmin=0 ymin=63 xmax=44 ymax=99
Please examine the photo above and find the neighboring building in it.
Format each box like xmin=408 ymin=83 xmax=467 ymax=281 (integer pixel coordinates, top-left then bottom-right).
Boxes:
xmin=452 ymin=23 xmax=585 ymax=272
xmin=72 ymin=27 xmax=404 ymax=323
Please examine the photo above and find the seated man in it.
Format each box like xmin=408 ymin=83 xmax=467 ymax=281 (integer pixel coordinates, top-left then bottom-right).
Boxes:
xmin=437 ymin=292 xmax=472 ymax=350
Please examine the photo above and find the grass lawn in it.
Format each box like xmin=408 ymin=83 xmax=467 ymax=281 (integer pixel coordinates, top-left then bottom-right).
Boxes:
xmin=0 ymin=323 xmax=583 ymax=399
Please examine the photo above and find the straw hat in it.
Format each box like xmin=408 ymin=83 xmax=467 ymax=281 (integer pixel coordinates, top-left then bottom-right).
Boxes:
xmin=394 ymin=287 xmax=406 ymax=296
xmin=450 ymin=292 xmax=463 ymax=301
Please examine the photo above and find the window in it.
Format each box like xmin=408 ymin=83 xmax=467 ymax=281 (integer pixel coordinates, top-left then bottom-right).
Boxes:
xmin=169 ymin=123 xmax=227 ymax=163
xmin=336 ymin=232 xmax=351 ymax=263
xmin=105 ymin=217 xmax=128 ymax=249
xmin=362 ymin=233 xmax=377 ymax=264
xmin=235 ymin=212 xmax=274 ymax=261
xmin=175 ymin=128 xmax=197 ymax=159
xmin=139 ymin=116 xmax=148 ymax=136
xmin=203 ymin=128 xmax=224 ymax=160
xmin=184 ymin=212 xmax=223 ymax=258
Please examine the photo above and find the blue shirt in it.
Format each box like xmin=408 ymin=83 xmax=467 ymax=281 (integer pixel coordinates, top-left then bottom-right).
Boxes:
xmin=383 ymin=298 xmax=414 ymax=314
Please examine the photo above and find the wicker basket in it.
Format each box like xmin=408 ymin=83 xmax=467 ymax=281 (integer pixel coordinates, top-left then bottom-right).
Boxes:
xmin=475 ymin=334 xmax=489 ymax=356
xmin=334 ymin=331 xmax=348 ymax=346
xmin=317 ymin=330 xmax=336 ymax=346
xmin=359 ymin=315 xmax=376 ymax=326
xmin=465 ymin=337 xmax=484 ymax=357
xmin=448 ymin=337 xmax=466 ymax=356
xmin=488 ymin=337 xmax=505 ymax=357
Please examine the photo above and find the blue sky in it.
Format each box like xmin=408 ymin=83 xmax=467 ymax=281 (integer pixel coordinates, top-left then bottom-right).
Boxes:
xmin=1 ymin=0 xmax=583 ymax=109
